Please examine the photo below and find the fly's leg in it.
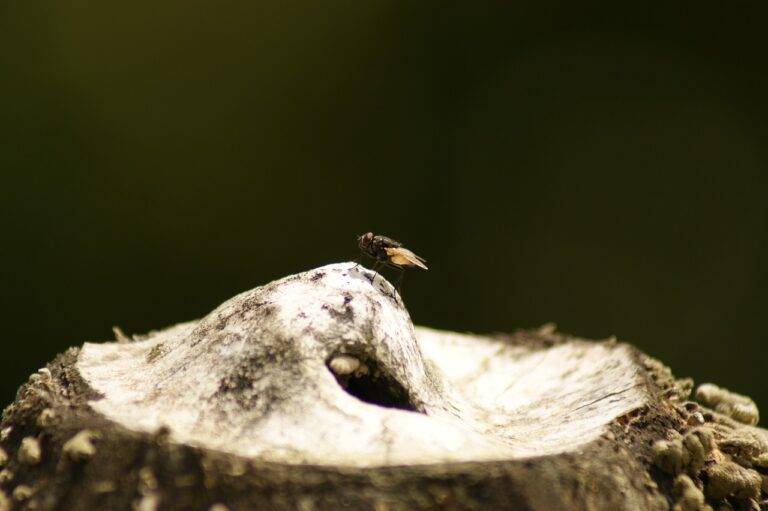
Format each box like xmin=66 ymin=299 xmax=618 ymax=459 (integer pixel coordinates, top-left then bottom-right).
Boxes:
xmin=395 ymin=268 xmax=405 ymax=295
xmin=369 ymin=260 xmax=380 ymax=285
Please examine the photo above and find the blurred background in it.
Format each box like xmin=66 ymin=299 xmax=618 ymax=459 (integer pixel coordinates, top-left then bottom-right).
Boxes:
xmin=1 ymin=3 xmax=766 ymax=413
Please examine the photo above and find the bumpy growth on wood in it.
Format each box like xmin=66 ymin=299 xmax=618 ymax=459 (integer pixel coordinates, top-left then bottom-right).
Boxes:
xmin=0 ymin=263 xmax=766 ymax=510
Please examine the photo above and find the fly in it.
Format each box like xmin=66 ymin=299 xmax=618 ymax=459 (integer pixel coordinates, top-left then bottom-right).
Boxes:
xmin=357 ymin=232 xmax=427 ymax=290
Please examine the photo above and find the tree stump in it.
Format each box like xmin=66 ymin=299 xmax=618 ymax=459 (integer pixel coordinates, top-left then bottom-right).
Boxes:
xmin=1 ymin=263 xmax=766 ymax=511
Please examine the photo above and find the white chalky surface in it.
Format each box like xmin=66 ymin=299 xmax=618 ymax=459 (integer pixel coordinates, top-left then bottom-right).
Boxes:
xmin=78 ymin=263 xmax=647 ymax=466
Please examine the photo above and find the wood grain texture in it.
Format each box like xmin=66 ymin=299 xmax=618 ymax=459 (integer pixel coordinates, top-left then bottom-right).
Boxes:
xmin=0 ymin=263 xmax=765 ymax=510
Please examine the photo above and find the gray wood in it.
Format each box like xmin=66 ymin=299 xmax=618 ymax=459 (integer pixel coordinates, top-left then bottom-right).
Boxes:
xmin=0 ymin=263 xmax=765 ymax=511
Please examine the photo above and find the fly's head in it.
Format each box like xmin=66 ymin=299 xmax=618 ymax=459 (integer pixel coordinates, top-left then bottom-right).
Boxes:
xmin=357 ymin=232 xmax=375 ymax=257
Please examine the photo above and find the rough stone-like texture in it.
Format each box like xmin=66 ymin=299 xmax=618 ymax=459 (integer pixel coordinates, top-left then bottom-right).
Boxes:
xmin=0 ymin=263 xmax=766 ymax=510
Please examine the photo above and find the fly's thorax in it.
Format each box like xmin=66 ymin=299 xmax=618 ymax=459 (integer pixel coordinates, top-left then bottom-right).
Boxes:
xmin=372 ymin=235 xmax=400 ymax=251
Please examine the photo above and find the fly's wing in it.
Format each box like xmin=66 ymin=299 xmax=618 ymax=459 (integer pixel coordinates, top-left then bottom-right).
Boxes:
xmin=385 ymin=247 xmax=428 ymax=270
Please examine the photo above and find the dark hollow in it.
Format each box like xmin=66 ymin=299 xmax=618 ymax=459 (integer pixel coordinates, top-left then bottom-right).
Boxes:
xmin=329 ymin=358 xmax=419 ymax=413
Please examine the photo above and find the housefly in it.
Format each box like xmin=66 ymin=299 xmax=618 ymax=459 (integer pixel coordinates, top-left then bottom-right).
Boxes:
xmin=357 ymin=232 xmax=427 ymax=290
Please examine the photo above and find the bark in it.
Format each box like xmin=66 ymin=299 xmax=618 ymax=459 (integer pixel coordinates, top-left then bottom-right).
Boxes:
xmin=0 ymin=263 xmax=766 ymax=511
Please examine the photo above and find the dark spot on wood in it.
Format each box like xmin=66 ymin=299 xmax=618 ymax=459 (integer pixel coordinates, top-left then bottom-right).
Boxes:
xmin=213 ymin=343 xmax=303 ymax=413
xmin=311 ymin=272 xmax=326 ymax=281
xmin=146 ymin=344 xmax=167 ymax=363
xmin=218 ymin=373 xmax=252 ymax=393
xmin=323 ymin=303 xmax=354 ymax=323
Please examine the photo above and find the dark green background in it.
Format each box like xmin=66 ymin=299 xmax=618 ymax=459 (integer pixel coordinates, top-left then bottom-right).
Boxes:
xmin=2 ymin=3 xmax=766 ymax=414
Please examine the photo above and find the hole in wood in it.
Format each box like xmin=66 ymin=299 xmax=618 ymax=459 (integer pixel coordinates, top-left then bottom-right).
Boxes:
xmin=327 ymin=355 xmax=420 ymax=412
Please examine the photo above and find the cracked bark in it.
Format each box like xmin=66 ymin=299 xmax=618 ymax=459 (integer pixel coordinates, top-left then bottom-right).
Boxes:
xmin=1 ymin=263 xmax=766 ymax=511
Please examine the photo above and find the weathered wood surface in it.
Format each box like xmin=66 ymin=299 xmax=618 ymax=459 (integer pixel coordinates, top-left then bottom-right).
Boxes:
xmin=0 ymin=263 xmax=765 ymax=511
